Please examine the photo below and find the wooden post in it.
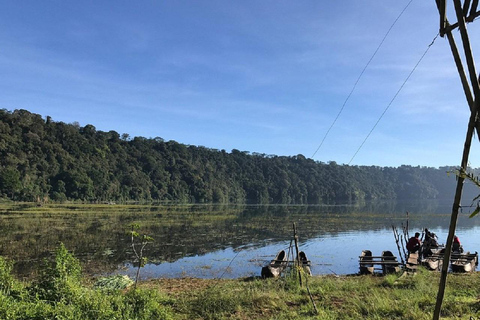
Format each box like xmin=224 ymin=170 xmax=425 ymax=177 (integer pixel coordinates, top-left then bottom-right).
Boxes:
xmin=293 ymin=223 xmax=302 ymax=286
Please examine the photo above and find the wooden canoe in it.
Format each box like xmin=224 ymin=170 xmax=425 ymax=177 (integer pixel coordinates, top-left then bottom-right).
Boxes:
xmin=297 ymin=251 xmax=312 ymax=276
xmin=423 ymin=256 xmax=442 ymax=271
xmin=450 ymin=252 xmax=478 ymax=273
xmin=261 ymin=250 xmax=288 ymax=278
xmin=359 ymin=250 xmax=375 ymax=275
xmin=381 ymin=250 xmax=400 ymax=274
xmin=421 ymin=248 xmax=444 ymax=271
xmin=421 ymin=247 xmax=445 ymax=271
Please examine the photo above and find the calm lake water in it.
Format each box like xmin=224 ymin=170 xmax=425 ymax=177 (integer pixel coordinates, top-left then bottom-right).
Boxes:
xmin=1 ymin=200 xmax=480 ymax=279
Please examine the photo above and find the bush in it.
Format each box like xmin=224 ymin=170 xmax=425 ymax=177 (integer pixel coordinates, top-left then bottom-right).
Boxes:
xmin=31 ymin=243 xmax=82 ymax=302
xmin=0 ymin=256 xmax=23 ymax=298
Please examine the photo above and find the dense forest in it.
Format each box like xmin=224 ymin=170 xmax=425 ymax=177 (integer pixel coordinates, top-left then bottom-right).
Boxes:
xmin=0 ymin=109 xmax=478 ymax=204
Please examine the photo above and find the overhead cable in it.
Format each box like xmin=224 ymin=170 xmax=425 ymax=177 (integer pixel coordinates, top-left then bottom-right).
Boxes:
xmin=347 ymin=33 xmax=440 ymax=165
xmin=311 ymin=0 xmax=415 ymax=159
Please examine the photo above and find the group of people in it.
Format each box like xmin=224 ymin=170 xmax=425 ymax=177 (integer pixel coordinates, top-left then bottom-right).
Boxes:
xmin=405 ymin=228 xmax=463 ymax=254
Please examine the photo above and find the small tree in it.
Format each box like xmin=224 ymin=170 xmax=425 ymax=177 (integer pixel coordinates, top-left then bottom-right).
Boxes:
xmin=129 ymin=224 xmax=153 ymax=288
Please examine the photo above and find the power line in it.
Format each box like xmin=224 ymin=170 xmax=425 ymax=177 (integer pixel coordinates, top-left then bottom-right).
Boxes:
xmin=311 ymin=0 xmax=415 ymax=159
xmin=347 ymin=33 xmax=440 ymax=165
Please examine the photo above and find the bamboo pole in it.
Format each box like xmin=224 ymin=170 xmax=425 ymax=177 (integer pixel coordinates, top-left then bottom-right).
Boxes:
xmin=304 ymin=271 xmax=318 ymax=315
xmin=433 ymin=100 xmax=478 ymax=320
xmin=436 ymin=1 xmax=480 ymax=138
xmin=292 ymin=223 xmax=317 ymax=314
xmin=444 ymin=23 xmax=480 ymax=141
xmin=433 ymin=3 xmax=480 ymax=319
xmin=439 ymin=0 xmax=447 ymax=36
xmin=306 ymin=284 xmax=318 ymax=314
xmin=464 ymin=0 xmax=472 ymax=17
xmin=447 ymin=28 xmax=474 ymax=116
xmin=453 ymin=0 xmax=480 ymax=97
xmin=293 ymin=223 xmax=302 ymax=286
xmin=468 ymin=0 xmax=479 ymax=21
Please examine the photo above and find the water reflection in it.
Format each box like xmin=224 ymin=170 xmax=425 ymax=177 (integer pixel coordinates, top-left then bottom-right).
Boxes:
xmin=0 ymin=201 xmax=479 ymax=279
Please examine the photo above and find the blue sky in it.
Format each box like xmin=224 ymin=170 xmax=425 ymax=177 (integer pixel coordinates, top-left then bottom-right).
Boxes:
xmin=1 ymin=1 xmax=480 ymax=167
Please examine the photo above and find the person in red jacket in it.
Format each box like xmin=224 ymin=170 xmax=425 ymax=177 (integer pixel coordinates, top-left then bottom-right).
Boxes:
xmin=453 ymin=235 xmax=463 ymax=253
xmin=406 ymin=232 xmax=422 ymax=253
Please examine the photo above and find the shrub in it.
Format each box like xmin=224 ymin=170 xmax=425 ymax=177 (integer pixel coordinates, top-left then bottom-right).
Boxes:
xmin=0 ymin=256 xmax=23 ymax=298
xmin=31 ymin=243 xmax=82 ymax=302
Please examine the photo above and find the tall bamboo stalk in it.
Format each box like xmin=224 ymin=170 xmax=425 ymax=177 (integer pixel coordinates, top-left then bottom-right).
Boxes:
xmin=293 ymin=223 xmax=302 ymax=286
xmin=433 ymin=1 xmax=480 ymax=318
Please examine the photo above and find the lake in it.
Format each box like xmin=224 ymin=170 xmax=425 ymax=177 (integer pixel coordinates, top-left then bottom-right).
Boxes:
xmin=1 ymin=200 xmax=480 ymax=280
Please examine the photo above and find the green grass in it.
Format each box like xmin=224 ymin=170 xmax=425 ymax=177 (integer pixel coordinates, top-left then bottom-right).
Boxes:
xmin=156 ymin=269 xmax=480 ymax=319
xmin=2 ymin=245 xmax=480 ymax=320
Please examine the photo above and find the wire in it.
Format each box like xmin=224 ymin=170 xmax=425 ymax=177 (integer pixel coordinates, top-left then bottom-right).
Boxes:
xmin=311 ymin=0 xmax=415 ymax=159
xmin=347 ymin=34 xmax=440 ymax=165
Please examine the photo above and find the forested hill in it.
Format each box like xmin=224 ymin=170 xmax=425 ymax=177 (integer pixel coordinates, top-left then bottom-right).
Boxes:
xmin=0 ymin=109 xmax=478 ymax=204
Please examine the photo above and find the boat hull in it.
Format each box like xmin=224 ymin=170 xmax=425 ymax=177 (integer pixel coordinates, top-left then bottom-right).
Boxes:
xmin=359 ymin=250 xmax=375 ymax=275
xmin=261 ymin=250 xmax=288 ymax=278
xmin=381 ymin=250 xmax=400 ymax=275
xmin=450 ymin=252 xmax=478 ymax=273
xmin=298 ymin=251 xmax=312 ymax=276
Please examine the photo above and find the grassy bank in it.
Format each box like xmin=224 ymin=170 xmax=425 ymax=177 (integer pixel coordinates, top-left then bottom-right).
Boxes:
xmin=2 ymin=246 xmax=480 ymax=320
xmin=142 ymin=270 xmax=480 ymax=320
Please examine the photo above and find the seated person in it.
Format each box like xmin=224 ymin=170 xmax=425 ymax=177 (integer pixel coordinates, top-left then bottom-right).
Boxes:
xmin=452 ymin=235 xmax=463 ymax=253
xmin=424 ymin=228 xmax=439 ymax=247
xmin=406 ymin=232 xmax=422 ymax=253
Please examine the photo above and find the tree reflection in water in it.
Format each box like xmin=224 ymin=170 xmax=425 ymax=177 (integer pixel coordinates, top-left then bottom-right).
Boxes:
xmin=0 ymin=200 xmax=479 ymax=279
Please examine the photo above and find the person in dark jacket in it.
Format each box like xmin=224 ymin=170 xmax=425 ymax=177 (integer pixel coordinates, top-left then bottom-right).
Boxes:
xmin=424 ymin=228 xmax=439 ymax=247
xmin=406 ymin=232 xmax=422 ymax=253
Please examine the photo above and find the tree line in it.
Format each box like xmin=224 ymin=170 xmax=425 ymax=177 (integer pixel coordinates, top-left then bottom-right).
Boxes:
xmin=0 ymin=109 xmax=477 ymax=204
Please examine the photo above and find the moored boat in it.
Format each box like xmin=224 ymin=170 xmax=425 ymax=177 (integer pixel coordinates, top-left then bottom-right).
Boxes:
xmin=359 ymin=250 xmax=375 ymax=275
xmin=381 ymin=250 xmax=400 ymax=274
xmin=421 ymin=248 xmax=444 ymax=271
xmin=261 ymin=250 xmax=288 ymax=278
xmin=423 ymin=256 xmax=442 ymax=271
xmin=450 ymin=251 xmax=478 ymax=273
xmin=297 ymin=251 xmax=312 ymax=276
